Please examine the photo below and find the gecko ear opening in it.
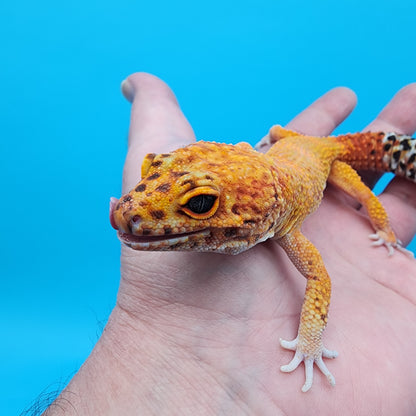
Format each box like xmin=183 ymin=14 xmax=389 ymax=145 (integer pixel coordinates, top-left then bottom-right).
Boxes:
xmin=141 ymin=153 xmax=157 ymax=178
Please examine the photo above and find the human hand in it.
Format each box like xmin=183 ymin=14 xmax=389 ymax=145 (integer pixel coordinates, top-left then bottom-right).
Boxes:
xmin=47 ymin=74 xmax=416 ymax=415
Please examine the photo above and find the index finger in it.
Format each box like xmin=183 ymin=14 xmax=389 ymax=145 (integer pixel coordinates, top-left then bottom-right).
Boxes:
xmin=359 ymin=83 xmax=416 ymax=188
xmin=256 ymin=87 xmax=357 ymax=152
xmin=121 ymin=73 xmax=195 ymax=192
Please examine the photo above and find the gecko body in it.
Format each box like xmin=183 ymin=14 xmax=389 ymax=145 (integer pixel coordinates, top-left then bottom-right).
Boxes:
xmin=111 ymin=126 xmax=415 ymax=392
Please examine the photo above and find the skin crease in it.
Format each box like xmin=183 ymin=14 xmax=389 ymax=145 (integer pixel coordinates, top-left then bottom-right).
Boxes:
xmin=45 ymin=74 xmax=416 ymax=416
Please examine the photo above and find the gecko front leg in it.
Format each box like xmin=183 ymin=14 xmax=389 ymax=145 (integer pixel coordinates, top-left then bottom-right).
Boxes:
xmin=277 ymin=229 xmax=338 ymax=392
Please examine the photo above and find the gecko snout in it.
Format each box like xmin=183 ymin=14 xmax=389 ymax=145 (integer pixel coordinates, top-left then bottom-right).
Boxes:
xmin=110 ymin=197 xmax=133 ymax=233
xmin=110 ymin=196 xmax=145 ymax=234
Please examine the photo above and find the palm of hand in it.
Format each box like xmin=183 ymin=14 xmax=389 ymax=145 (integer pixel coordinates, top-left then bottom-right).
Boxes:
xmin=117 ymin=74 xmax=416 ymax=415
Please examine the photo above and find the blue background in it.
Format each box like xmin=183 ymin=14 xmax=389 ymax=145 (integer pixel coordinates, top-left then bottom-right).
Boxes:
xmin=1 ymin=0 xmax=415 ymax=414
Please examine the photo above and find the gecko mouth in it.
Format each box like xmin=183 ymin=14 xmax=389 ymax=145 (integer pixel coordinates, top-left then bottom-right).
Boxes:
xmin=110 ymin=197 xmax=210 ymax=250
xmin=117 ymin=229 xmax=210 ymax=250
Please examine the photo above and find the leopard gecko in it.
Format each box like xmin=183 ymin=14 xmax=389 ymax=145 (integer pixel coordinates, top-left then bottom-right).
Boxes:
xmin=110 ymin=125 xmax=415 ymax=392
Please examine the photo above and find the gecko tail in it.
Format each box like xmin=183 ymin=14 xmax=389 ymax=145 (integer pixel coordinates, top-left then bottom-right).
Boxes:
xmin=335 ymin=131 xmax=416 ymax=182
xmin=380 ymin=133 xmax=416 ymax=181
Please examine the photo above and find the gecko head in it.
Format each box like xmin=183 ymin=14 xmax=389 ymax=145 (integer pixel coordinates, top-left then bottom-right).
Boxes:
xmin=110 ymin=142 xmax=280 ymax=254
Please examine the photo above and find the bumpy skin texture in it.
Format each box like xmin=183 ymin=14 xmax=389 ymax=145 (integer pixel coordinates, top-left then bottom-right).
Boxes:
xmin=111 ymin=125 xmax=415 ymax=392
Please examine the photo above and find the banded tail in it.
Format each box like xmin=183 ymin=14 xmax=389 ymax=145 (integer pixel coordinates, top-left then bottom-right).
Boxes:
xmin=335 ymin=131 xmax=416 ymax=181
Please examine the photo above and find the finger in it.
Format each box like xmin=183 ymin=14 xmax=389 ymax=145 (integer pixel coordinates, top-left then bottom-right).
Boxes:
xmin=256 ymin=87 xmax=357 ymax=151
xmin=362 ymin=84 xmax=416 ymax=245
xmin=364 ymin=83 xmax=416 ymax=135
xmin=121 ymin=72 xmax=195 ymax=192
xmin=286 ymin=87 xmax=357 ymax=136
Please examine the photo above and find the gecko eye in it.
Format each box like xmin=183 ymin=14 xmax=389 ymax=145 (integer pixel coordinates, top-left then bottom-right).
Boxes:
xmin=186 ymin=195 xmax=216 ymax=214
xmin=180 ymin=187 xmax=220 ymax=219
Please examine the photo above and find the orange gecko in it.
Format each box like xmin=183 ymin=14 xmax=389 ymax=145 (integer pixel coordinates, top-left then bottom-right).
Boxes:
xmin=110 ymin=125 xmax=415 ymax=392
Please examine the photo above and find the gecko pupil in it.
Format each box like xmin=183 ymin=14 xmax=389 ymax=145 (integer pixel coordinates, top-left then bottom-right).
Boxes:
xmin=186 ymin=194 xmax=216 ymax=214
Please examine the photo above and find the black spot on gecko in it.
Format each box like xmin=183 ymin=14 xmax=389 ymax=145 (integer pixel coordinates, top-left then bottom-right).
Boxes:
xmin=408 ymin=169 xmax=416 ymax=180
xmin=401 ymin=140 xmax=411 ymax=151
xmin=156 ymin=183 xmax=171 ymax=193
xmin=249 ymin=204 xmax=261 ymax=215
xmin=392 ymin=150 xmax=401 ymax=162
xmin=383 ymin=143 xmax=392 ymax=152
xmin=399 ymin=161 xmax=406 ymax=171
xmin=243 ymin=219 xmax=256 ymax=225
xmin=182 ymin=179 xmax=195 ymax=187
xmin=135 ymin=184 xmax=146 ymax=192
xmin=123 ymin=195 xmax=132 ymax=203
xmin=151 ymin=160 xmax=163 ymax=167
xmin=408 ymin=153 xmax=416 ymax=164
xmin=151 ymin=210 xmax=166 ymax=220
xmin=160 ymin=153 xmax=171 ymax=158
xmin=231 ymin=204 xmax=241 ymax=215
xmin=370 ymin=149 xmax=376 ymax=155
xmin=142 ymin=229 xmax=152 ymax=236
xmin=387 ymin=135 xmax=397 ymax=142
xmin=164 ymin=227 xmax=172 ymax=235
xmin=171 ymin=171 xmax=189 ymax=177
xmin=147 ymin=173 xmax=161 ymax=180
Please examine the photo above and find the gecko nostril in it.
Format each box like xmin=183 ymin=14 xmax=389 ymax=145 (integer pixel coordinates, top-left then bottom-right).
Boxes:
xmin=131 ymin=215 xmax=142 ymax=224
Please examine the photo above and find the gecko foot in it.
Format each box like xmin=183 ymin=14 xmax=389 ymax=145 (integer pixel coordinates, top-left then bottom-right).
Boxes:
xmin=369 ymin=233 xmax=414 ymax=258
xmin=280 ymin=337 xmax=338 ymax=392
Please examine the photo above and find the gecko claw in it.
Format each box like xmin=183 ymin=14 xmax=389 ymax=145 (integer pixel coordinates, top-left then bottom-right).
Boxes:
xmin=369 ymin=233 xmax=414 ymax=257
xmin=279 ymin=337 xmax=298 ymax=351
xmin=280 ymin=337 xmax=337 ymax=392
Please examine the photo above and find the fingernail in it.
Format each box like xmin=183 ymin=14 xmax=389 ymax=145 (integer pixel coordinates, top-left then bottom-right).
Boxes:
xmin=109 ymin=197 xmax=119 ymax=230
xmin=121 ymin=78 xmax=135 ymax=102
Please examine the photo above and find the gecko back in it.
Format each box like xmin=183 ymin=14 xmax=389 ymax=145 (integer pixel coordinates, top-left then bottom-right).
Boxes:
xmin=265 ymin=125 xmax=416 ymax=182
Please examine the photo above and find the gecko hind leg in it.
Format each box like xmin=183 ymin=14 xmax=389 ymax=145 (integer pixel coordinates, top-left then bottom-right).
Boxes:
xmin=328 ymin=160 xmax=413 ymax=257
xmin=255 ymin=125 xmax=303 ymax=150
